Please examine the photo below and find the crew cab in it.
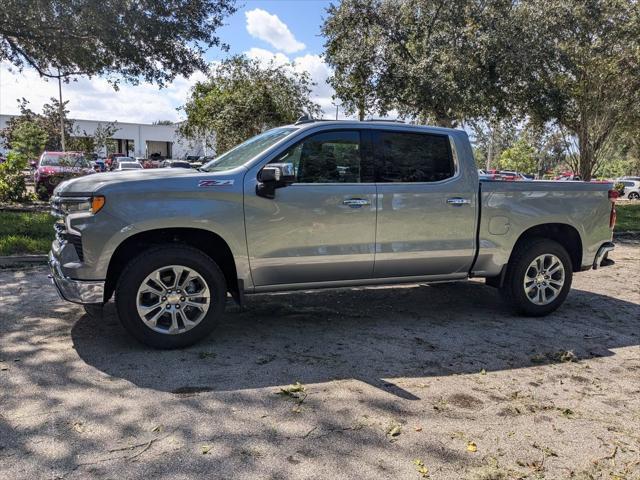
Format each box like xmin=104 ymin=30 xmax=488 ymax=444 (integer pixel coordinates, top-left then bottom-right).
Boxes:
xmin=48 ymin=120 xmax=617 ymax=348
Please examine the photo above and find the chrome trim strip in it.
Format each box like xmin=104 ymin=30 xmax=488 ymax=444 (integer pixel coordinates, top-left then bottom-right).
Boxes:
xmin=593 ymin=242 xmax=615 ymax=269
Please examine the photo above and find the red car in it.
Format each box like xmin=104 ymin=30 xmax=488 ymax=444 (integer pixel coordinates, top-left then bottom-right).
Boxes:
xmin=34 ymin=151 xmax=94 ymax=200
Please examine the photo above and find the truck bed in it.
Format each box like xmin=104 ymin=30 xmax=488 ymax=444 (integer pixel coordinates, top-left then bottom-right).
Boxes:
xmin=472 ymin=180 xmax=614 ymax=277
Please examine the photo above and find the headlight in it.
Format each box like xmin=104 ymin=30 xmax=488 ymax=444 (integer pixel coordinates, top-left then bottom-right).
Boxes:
xmin=58 ymin=195 xmax=105 ymax=215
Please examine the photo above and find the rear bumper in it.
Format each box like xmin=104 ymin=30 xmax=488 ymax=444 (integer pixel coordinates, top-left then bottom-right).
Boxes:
xmin=48 ymin=251 xmax=105 ymax=304
xmin=592 ymin=242 xmax=615 ymax=269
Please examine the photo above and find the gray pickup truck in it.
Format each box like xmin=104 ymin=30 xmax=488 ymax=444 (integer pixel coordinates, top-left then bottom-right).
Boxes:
xmin=49 ymin=120 xmax=617 ymax=348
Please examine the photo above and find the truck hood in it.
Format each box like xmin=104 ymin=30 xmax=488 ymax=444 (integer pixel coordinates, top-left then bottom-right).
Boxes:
xmin=54 ymin=168 xmax=202 ymax=196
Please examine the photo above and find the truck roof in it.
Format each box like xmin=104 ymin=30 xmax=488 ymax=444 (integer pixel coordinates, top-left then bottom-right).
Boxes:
xmin=287 ymin=118 xmax=462 ymax=135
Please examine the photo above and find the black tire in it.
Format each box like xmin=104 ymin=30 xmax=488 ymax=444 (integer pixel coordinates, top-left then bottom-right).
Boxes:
xmin=629 ymin=192 xmax=639 ymax=200
xmin=115 ymin=245 xmax=226 ymax=349
xmin=500 ymin=238 xmax=573 ymax=316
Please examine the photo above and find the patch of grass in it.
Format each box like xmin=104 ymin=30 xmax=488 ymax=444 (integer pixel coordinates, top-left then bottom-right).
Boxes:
xmin=0 ymin=211 xmax=55 ymax=256
xmin=615 ymin=203 xmax=640 ymax=232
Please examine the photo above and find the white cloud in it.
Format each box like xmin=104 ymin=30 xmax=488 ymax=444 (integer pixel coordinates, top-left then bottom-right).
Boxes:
xmin=0 ymin=62 xmax=204 ymax=123
xmin=245 ymin=48 xmax=291 ymax=68
xmin=245 ymin=9 xmax=305 ymax=54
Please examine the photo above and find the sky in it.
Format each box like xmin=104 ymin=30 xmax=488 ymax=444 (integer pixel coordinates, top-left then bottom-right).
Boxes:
xmin=0 ymin=0 xmax=338 ymax=124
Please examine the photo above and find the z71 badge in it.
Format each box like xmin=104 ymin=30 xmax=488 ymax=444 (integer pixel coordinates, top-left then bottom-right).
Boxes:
xmin=198 ymin=179 xmax=234 ymax=187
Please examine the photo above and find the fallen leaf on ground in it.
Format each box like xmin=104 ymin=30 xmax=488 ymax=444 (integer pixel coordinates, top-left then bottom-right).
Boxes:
xmin=72 ymin=421 xmax=85 ymax=433
xmin=480 ymin=368 xmax=487 ymax=375
xmin=201 ymin=445 xmax=213 ymax=454
xmin=467 ymin=441 xmax=478 ymax=453
xmin=415 ymin=426 xmax=423 ymax=432
xmin=413 ymin=459 xmax=429 ymax=477
xmin=198 ymin=351 xmax=216 ymax=359
xmin=151 ymin=425 xmax=163 ymax=433
xmin=277 ymin=382 xmax=306 ymax=399
xmin=387 ymin=425 xmax=402 ymax=437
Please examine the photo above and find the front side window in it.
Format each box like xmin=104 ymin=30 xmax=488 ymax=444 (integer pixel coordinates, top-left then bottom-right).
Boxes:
xmin=272 ymin=130 xmax=362 ymax=183
xmin=376 ymin=131 xmax=454 ymax=183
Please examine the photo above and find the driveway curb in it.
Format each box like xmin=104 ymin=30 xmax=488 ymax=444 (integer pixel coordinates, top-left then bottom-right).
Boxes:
xmin=0 ymin=254 xmax=48 ymax=267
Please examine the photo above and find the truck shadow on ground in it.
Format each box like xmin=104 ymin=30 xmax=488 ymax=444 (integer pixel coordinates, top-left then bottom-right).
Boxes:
xmin=71 ymin=281 xmax=640 ymax=399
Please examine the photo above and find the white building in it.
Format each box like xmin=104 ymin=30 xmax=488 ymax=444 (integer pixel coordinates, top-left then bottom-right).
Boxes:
xmin=0 ymin=115 xmax=213 ymax=159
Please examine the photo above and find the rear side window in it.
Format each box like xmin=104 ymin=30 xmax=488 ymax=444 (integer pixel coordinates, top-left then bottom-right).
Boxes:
xmin=376 ymin=131 xmax=454 ymax=183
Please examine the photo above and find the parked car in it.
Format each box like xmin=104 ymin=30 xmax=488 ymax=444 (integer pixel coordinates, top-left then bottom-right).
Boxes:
xmin=111 ymin=156 xmax=136 ymax=170
xmin=555 ymin=172 xmax=582 ymax=181
xmin=160 ymin=160 xmax=192 ymax=169
xmin=114 ymin=161 xmax=143 ymax=171
xmin=142 ymin=159 xmax=160 ymax=169
xmin=105 ymin=153 xmax=126 ymax=170
xmin=34 ymin=151 xmax=93 ymax=200
xmin=620 ymin=180 xmax=640 ymax=200
xmin=49 ymin=120 xmax=616 ymax=349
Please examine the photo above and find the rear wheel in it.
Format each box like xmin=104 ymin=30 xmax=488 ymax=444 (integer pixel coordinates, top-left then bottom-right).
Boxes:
xmin=501 ymin=238 xmax=573 ymax=316
xmin=115 ymin=245 xmax=226 ymax=349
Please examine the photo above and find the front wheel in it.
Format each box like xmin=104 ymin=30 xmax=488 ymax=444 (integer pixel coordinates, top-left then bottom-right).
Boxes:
xmin=629 ymin=192 xmax=640 ymax=200
xmin=115 ymin=245 xmax=226 ymax=349
xmin=500 ymin=238 xmax=573 ymax=316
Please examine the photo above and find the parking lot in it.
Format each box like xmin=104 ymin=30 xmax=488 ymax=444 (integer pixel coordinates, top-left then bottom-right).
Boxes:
xmin=1 ymin=241 xmax=639 ymax=479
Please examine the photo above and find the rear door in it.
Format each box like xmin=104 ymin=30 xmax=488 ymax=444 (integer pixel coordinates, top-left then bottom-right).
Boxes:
xmin=372 ymin=129 xmax=477 ymax=278
xmin=244 ymin=129 xmax=377 ymax=286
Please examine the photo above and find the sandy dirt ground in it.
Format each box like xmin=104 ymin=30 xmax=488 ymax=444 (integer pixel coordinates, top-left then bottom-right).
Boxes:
xmin=1 ymin=241 xmax=639 ymax=480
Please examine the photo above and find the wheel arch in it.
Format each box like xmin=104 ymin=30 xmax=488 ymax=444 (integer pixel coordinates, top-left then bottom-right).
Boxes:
xmin=104 ymin=228 xmax=239 ymax=303
xmin=510 ymin=223 xmax=583 ymax=272
xmin=487 ymin=223 xmax=583 ymax=288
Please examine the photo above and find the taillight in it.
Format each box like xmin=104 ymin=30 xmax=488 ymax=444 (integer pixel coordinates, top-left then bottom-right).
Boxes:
xmin=608 ymin=189 xmax=618 ymax=229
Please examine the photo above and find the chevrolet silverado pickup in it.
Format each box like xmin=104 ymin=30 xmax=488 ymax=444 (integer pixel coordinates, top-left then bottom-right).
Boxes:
xmin=49 ymin=120 xmax=617 ymax=348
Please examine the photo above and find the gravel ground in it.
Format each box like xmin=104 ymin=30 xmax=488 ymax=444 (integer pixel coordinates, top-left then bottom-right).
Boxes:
xmin=1 ymin=241 xmax=639 ymax=480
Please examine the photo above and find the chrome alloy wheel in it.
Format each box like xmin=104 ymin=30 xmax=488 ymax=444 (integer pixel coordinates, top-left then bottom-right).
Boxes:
xmin=523 ymin=254 xmax=565 ymax=306
xmin=136 ymin=265 xmax=211 ymax=334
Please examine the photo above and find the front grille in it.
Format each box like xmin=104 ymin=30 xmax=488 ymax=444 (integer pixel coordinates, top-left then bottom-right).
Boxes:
xmin=51 ymin=196 xmax=84 ymax=261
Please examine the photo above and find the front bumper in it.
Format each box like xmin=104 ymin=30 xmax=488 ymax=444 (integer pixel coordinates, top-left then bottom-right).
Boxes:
xmin=592 ymin=242 xmax=615 ymax=269
xmin=48 ymin=251 xmax=105 ymax=304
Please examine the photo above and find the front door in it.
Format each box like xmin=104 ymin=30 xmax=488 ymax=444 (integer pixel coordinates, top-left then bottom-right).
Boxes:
xmin=244 ymin=129 xmax=377 ymax=287
xmin=372 ymin=129 xmax=477 ymax=278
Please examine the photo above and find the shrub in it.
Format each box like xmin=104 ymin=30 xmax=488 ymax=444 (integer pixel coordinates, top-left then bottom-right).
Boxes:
xmin=0 ymin=152 xmax=30 ymax=202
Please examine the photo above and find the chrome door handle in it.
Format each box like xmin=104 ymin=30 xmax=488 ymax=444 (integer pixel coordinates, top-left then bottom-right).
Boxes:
xmin=446 ymin=197 xmax=471 ymax=205
xmin=343 ymin=198 xmax=371 ymax=208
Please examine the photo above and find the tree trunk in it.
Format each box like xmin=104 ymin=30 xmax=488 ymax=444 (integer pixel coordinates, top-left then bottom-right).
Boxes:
xmin=358 ymin=96 xmax=365 ymax=121
xmin=577 ymin=131 xmax=595 ymax=181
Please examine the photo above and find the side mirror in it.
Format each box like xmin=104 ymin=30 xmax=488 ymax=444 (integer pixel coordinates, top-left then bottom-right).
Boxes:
xmin=256 ymin=163 xmax=295 ymax=199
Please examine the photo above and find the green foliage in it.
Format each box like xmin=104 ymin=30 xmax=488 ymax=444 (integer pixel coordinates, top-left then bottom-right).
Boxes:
xmin=0 ymin=0 xmax=236 ymax=86
xmin=0 ymin=152 xmax=30 ymax=202
xmin=322 ymin=0 xmax=385 ymax=120
xmin=323 ymin=0 xmax=519 ymax=126
xmin=512 ymin=0 xmax=640 ymax=180
xmin=0 ymin=211 xmax=55 ymax=255
xmin=180 ymin=55 xmax=321 ymax=154
xmin=11 ymin=121 xmax=48 ymax=160
xmin=1 ymin=98 xmax=73 ymax=152
xmin=67 ymin=122 xmax=119 ymax=156
xmin=497 ymin=139 xmax=537 ymax=174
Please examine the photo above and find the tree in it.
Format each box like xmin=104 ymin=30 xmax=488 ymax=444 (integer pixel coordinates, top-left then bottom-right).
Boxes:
xmin=1 ymin=98 xmax=73 ymax=151
xmin=0 ymin=121 xmax=47 ymax=202
xmin=11 ymin=121 xmax=48 ymax=161
xmin=468 ymin=118 xmax=519 ymax=170
xmin=513 ymin=0 xmax=640 ymax=180
xmin=322 ymin=0 xmax=385 ymax=120
xmin=322 ymin=0 xmax=521 ymax=126
xmin=0 ymin=0 xmax=236 ymax=86
xmin=497 ymin=139 xmax=537 ymax=174
xmin=180 ymin=55 xmax=321 ymax=154
xmin=67 ymin=123 xmax=119 ymax=156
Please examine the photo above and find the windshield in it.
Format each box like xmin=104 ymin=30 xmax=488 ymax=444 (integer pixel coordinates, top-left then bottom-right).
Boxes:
xmin=40 ymin=154 xmax=89 ymax=168
xmin=201 ymin=127 xmax=296 ymax=172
